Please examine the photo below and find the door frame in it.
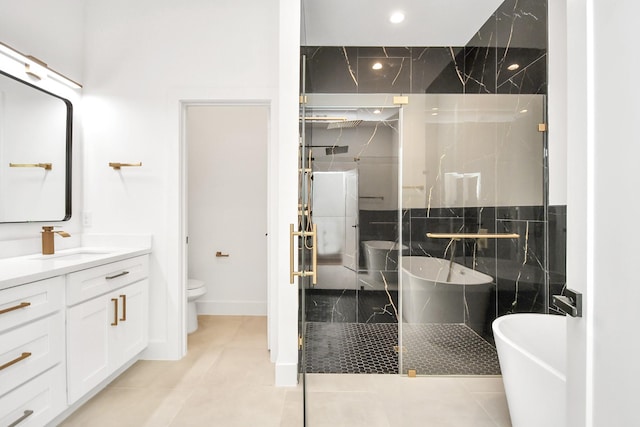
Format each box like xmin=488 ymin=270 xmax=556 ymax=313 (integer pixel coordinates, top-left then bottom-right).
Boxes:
xmin=178 ymin=100 xmax=274 ymax=357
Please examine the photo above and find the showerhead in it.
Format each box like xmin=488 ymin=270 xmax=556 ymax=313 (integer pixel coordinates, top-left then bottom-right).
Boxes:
xmin=325 ymin=146 xmax=349 ymax=155
xmin=327 ymin=119 xmax=363 ymax=130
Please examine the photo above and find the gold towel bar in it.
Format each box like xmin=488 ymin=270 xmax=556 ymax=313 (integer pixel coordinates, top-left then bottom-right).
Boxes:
xmin=109 ymin=162 xmax=142 ymax=170
xmin=9 ymin=163 xmax=52 ymax=170
xmin=427 ymin=233 xmax=520 ymax=240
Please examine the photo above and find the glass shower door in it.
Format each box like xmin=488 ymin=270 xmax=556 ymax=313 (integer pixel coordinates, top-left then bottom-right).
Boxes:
xmin=400 ymin=94 xmax=548 ymax=376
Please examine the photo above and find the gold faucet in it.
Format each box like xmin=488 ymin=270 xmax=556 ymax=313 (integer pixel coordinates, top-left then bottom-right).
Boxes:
xmin=41 ymin=226 xmax=71 ymax=255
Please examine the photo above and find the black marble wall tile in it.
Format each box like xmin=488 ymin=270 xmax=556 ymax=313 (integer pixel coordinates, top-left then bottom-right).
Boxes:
xmin=497 ymin=205 xmax=545 ymax=221
xmin=412 ymin=47 xmax=461 ymax=93
xmin=304 ymin=0 xmax=547 ymax=96
xmin=357 ymin=56 xmax=411 ymax=93
xmin=303 ymin=47 xmax=359 ymax=93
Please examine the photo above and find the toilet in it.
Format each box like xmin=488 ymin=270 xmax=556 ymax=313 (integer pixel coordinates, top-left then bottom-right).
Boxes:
xmin=187 ymin=279 xmax=206 ymax=334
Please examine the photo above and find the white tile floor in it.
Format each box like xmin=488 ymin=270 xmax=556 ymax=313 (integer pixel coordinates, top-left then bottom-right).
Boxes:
xmin=60 ymin=316 xmax=512 ymax=427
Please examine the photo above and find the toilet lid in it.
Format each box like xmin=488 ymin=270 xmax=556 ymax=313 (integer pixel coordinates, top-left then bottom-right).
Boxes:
xmin=188 ymin=279 xmax=204 ymax=290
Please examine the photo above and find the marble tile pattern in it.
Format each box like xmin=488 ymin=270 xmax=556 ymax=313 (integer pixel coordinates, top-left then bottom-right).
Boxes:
xmin=303 ymin=0 xmax=547 ymax=96
xmin=59 ymin=316 xmax=512 ymax=426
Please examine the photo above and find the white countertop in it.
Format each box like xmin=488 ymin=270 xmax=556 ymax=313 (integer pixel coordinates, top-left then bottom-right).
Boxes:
xmin=0 ymin=246 xmax=152 ymax=291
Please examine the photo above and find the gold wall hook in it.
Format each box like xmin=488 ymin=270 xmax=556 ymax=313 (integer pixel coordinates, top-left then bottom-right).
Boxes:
xmin=9 ymin=162 xmax=52 ymax=170
xmin=109 ymin=162 xmax=142 ymax=170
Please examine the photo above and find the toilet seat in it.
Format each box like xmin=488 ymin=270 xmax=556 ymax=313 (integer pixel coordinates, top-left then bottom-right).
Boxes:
xmin=187 ymin=278 xmax=206 ymax=334
xmin=187 ymin=279 xmax=206 ymax=299
xmin=188 ymin=279 xmax=204 ymax=290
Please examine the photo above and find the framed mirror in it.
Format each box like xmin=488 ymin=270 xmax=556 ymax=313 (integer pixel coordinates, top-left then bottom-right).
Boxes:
xmin=0 ymin=69 xmax=72 ymax=223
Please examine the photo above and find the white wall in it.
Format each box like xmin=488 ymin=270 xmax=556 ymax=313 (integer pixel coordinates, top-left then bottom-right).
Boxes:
xmin=81 ymin=0 xmax=282 ymax=361
xmin=0 ymin=0 xmax=84 ymax=250
xmin=566 ymin=1 xmax=640 ymax=425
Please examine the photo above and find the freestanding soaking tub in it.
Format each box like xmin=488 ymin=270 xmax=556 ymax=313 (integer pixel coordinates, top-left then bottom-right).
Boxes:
xmin=362 ymin=240 xmax=408 ymax=272
xmin=401 ymin=256 xmax=493 ymax=331
xmin=492 ymin=313 xmax=566 ymax=427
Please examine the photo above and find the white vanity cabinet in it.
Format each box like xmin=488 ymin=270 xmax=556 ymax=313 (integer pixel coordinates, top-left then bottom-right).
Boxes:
xmin=66 ymin=255 xmax=149 ymax=404
xmin=0 ymin=277 xmax=66 ymax=427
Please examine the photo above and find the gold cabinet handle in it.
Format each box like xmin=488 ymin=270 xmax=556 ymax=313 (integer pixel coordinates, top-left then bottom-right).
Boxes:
xmin=106 ymin=271 xmax=129 ymax=280
xmin=7 ymin=410 xmax=34 ymax=427
xmin=0 ymin=302 xmax=31 ymax=316
xmin=215 ymin=251 xmax=229 ymax=257
xmin=0 ymin=352 xmax=32 ymax=371
xmin=120 ymin=294 xmax=127 ymax=321
xmin=111 ymin=298 xmax=118 ymax=326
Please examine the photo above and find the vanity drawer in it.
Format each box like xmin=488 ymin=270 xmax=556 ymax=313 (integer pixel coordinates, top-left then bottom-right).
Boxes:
xmin=0 ymin=277 xmax=64 ymax=334
xmin=0 ymin=363 xmax=66 ymax=427
xmin=0 ymin=311 xmax=64 ymax=397
xmin=66 ymin=255 xmax=149 ymax=306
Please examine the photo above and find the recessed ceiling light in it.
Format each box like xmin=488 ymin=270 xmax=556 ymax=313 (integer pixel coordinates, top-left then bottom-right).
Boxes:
xmin=372 ymin=62 xmax=383 ymax=70
xmin=507 ymin=63 xmax=520 ymax=71
xmin=389 ymin=11 xmax=405 ymax=24
xmin=373 ymin=109 xmax=381 ymax=114
xmin=519 ymin=109 xmax=528 ymax=114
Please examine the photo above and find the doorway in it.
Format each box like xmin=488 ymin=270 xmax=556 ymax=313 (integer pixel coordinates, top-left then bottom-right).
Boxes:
xmin=184 ymin=104 xmax=269 ymax=342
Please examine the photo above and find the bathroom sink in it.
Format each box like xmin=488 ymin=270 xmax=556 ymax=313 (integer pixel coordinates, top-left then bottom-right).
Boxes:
xmin=29 ymin=250 xmax=112 ymax=261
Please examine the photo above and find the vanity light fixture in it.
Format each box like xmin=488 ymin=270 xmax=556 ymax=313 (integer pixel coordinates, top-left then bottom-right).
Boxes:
xmin=24 ymin=56 xmax=48 ymax=81
xmin=507 ymin=63 xmax=520 ymax=71
xmin=0 ymin=41 xmax=82 ymax=89
xmin=109 ymin=162 xmax=142 ymax=170
xmin=389 ymin=11 xmax=405 ymax=24
xmin=372 ymin=62 xmax=383 ymax=70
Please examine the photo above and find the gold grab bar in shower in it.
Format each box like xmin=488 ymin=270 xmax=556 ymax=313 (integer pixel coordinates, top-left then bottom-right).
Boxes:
xmin=289 ymin=223 xmax=317 ymax=285
xmin=9 ymin=162 xmax=52 ymax=170
xmin=109 ymin=162 xmax=142 ymax=170
xmin=427 ymin=233 xmax=520 ymax=240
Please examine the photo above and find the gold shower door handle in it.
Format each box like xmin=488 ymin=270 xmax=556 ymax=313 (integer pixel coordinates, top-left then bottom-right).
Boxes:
xmin=289 ymin=223 xmax=317 ymax=285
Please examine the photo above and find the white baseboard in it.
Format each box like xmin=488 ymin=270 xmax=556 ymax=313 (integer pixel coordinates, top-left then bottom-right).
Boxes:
xmin=197 ymin=299 xmax=267 ymax=316
xmin=275 ymin=362 xmax=299 ymax=387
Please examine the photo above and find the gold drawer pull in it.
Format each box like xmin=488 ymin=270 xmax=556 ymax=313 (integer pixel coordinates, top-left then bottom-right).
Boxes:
xmin=0 ymin=302 xmax=31 ymax=316
xmin=0 ymin=352 xmax=32 ymax=371
xmin=215 ymin=251 xmax=229 ymax=257
xmin=111 ymin=298 xmax=118 ymax=326
xmin=120 ymin=294 xmax=127 ymax=321
xmin=106 ymin=271 xmax=130 ymax=280
xmin=8 ymin=410 xmax=34 ymax=427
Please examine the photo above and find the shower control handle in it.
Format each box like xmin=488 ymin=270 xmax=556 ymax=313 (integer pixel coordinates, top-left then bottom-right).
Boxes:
xmin=552 ymin=288 xmax=582 ymax=317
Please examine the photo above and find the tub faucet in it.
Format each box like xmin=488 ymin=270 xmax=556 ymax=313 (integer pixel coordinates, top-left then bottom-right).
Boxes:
xmin=41 ymin=226 xmax=70 ymax=255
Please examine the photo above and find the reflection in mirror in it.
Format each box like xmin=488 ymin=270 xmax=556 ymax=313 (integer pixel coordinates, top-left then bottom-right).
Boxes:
xmin=0 ymin=69 xmax=72 ymax=223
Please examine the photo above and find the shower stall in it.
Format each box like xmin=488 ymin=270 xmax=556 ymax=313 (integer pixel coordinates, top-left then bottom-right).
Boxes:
xmin=300 ymin=92 xmax=547 ymax=377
